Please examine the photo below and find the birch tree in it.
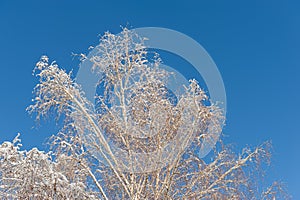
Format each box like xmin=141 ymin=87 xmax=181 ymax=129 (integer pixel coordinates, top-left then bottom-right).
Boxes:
xmin=0 ymin=28 xmax=289 ymax=199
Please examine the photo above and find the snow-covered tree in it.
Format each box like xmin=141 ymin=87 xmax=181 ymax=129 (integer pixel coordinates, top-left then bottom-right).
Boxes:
xmin=0 ymin=28 xmax=289 ymax=199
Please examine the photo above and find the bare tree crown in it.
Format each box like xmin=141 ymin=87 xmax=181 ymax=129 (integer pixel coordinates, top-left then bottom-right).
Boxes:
xmin=0 ymin=28 xmax=289 ymax=199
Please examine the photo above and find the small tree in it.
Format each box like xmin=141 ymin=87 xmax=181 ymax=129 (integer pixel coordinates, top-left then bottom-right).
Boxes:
xmin=0 ymin=28 xmax=289 ymax=199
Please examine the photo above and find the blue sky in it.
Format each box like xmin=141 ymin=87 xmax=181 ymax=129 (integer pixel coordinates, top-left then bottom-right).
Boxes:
xmin=0 ymin=0 xmax=299 ymax=198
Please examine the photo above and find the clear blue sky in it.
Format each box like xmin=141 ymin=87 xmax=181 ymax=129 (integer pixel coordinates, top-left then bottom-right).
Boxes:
xmin=0 ymin=0 xmax=299 ymax=198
